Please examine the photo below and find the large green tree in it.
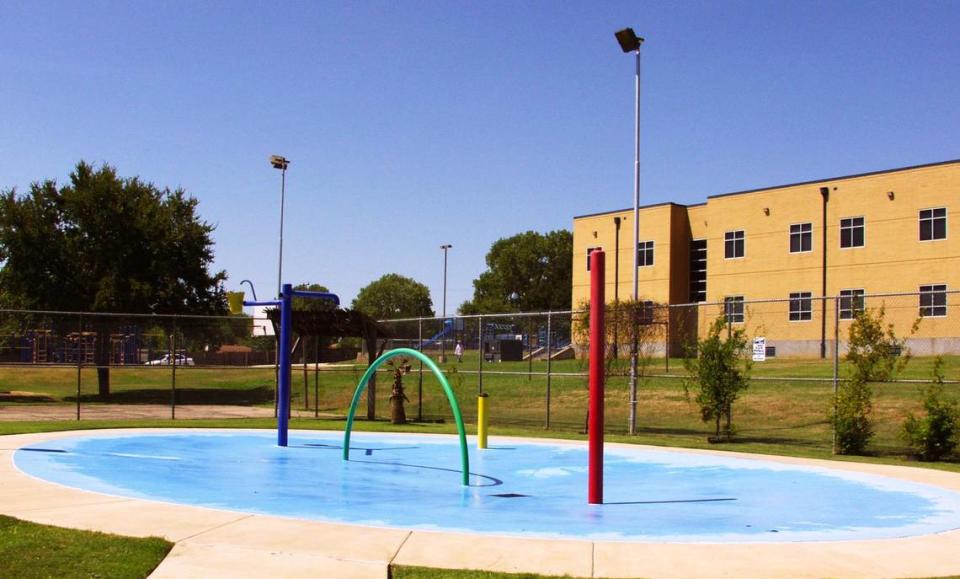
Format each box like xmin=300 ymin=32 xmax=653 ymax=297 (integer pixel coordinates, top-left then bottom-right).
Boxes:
xmin=460 ymin=229 xmax=572 ymax=314
xmin=352 ymin=274 xmax=433 ymax=320
xmin=0 ymin=161 xmax=227 ymax=394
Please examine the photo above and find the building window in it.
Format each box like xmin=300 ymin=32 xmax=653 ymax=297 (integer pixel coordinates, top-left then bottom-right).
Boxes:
xmin=789 ymin=292 xmax=813 ymax=321
xmin=790 ymin=223 xmax=812 ymax=253
xmin=724 ymin=296 xmax=744 ymax=324
xmin=689 ymin=239 xmax=707 ymax=302
xmin=840 ymin=217 xmax=865 ymax=248
xmin=586 ymin=247 xmax=602 ymax=271
xmin=724 ymin=230 xmax=745 ymax=259
xmin=919 ymin=208 xmax=947 ymax=241
xmin=839 ymin=289 xmax=865 ymax=320
xmin=637 ymin=240 xmax=654 ymax=267
xmin=920 ymin=284 xmax=947 ymax=317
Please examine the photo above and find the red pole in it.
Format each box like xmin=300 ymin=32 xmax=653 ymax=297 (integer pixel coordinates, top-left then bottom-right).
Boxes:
xmin=588 ymin=250 xmax=605 ymax=504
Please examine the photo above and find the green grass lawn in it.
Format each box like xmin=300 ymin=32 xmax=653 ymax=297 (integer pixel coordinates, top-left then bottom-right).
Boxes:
xmin=2 ymin=351 xmax=959 ymax=463
xmin=0 ymin=515 xmax=171 ymax=579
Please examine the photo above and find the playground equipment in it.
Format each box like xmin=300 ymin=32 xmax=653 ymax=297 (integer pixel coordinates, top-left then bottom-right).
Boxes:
xmin=420 ymin=318 xmax=458 ymax=349
xmin=232 ymin=279 xmax=472 ymax=484
xmin=342 ymin=347 xmax=470 ymax=486
xmin=235 ymin=282 xmax=340 ymax=446
xmin=588 ymin=249 xmax=605 ymax=504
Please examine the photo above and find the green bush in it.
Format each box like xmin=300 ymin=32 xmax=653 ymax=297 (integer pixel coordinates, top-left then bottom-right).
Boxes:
xmin=831 ymin=306 xmax=914 ymax=455
xmin=901 ymin=358 xmax=960 ymax=461
xmin=832 ymin=377 xmax=874 ymax=455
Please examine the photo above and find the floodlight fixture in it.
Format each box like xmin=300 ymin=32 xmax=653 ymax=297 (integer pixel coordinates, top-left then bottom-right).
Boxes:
xmin=270 ymin=155 xmax=290 ymax=170
xmin=615 ymin=28 xmax=643 ymax=53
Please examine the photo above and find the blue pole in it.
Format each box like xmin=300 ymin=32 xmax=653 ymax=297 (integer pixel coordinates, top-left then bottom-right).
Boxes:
xmin=278 ymin=283 xmax=293 ymax=446
xmin=240 ymin=282 xmax=338 ymax=448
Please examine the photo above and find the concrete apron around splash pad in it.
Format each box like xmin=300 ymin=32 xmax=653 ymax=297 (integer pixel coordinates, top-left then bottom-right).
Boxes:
xmin=3 ymin=429 xmax=960 ymax=578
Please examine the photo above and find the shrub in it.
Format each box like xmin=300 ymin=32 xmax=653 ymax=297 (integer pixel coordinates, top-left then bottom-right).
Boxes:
xmin=831 ymin=306 xmax=914 ymax=455
xmin=901 ymin=358 xmax=960 ymax=461
xmin=832 ymin=377 xmax=874 ymax=455
xmin=683 ymin=316 xmax=751 ymax=442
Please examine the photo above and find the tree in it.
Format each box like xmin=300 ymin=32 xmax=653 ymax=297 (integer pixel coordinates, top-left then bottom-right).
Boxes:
xmin=292 ymin=282 xmax=337 ymax=313
xmin=352 ymin=274 xmax=431 ymax=421
xmin=460 ymin=230 xmax=572 ymax=314
xmin=832 ymin=306 xmax=915 ymax=454
xmin=352 ymin=274 xmax=433 ymax=320
xmin=0 ymin=162 xmax=227 ymax=394
xmin=683 ymin=316 xmax=751 ymax=442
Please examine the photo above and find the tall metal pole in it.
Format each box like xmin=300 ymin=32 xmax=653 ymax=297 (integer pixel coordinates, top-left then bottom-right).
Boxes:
xmin=440 ymin=244 xmax=452 ymax=362
xmin=628 ymin=42 xmax=643 ymax=436
xmin=277 ymin=165 xmax=286 ymax=298
xmin=613 ymin=217 xmax=621 ymax=359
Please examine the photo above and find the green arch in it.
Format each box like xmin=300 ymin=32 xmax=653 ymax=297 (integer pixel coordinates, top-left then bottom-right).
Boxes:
xmin=342 ymin=347 xmax=470 ymax=486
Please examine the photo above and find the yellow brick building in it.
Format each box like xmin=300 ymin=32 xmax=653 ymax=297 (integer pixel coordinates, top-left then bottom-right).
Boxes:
xmin=572 ymin=159 xmax=960 ymax=357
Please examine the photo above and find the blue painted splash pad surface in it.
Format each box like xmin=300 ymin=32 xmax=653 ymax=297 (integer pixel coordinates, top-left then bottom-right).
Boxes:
xmin=15 ymin=430 xmax=960 ymax=543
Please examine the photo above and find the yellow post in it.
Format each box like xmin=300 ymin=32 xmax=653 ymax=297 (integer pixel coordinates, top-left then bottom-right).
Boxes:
xmin=477 ymin=393 xmax=489 ymax=449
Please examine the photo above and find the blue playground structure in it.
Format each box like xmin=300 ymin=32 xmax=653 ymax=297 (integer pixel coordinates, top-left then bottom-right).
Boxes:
xmin=419 ymin=318 xmax=458 ymax=349
xmin=242 ymin=283 xmax=340 ymax=447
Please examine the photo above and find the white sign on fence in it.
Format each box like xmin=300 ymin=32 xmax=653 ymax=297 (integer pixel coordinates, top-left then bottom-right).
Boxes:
xmin=752 ymin=337 xmax=766 ymax=362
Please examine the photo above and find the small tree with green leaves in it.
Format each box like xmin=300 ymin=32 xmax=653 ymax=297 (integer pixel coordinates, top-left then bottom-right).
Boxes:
xmin=831 ymin=305 xmax=915 ymax=455
xmin=901 ymin=357 xmax=960 ymax=461
xmin=683 ymin=316 xmax=751 ymax=442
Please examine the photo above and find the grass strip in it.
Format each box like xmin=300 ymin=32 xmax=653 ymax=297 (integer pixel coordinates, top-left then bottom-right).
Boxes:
xmin=0 ymin=515 xmax=171 ymax=579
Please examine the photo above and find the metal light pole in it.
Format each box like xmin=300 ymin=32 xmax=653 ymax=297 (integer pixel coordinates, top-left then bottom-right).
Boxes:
xmin=616 ymin=27 xmax=644 ymax=435
xmin=270 ymin=155 xmax=290 ymax=298
xmin=440 ymin=244 xmax=453 ymax=362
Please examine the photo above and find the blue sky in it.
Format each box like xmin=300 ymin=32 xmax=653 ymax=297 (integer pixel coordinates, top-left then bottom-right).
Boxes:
xmin=2 ymin=1 xmax=957 ymax=312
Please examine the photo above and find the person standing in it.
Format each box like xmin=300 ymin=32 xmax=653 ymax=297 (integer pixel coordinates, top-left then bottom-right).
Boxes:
xmin=454 ymin=341 xmax=463 ymax=363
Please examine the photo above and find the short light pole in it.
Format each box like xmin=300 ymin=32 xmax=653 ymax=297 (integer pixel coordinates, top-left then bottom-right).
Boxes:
xmin=439 ymin=244 xmax=453 ymax=362
xmin=270 ymin=155 xmax=290 ymax=298
xmin=615 ymin=27 xmax=644 ymax=435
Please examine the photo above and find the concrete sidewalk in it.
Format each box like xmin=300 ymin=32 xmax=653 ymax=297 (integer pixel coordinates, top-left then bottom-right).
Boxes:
xmin=3 ymin=429 xmax=960 ymax=578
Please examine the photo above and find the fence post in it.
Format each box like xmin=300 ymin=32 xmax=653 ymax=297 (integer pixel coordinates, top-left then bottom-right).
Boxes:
xmin=314 ymin=339 xmax=320 ymax=418
xmin=170 ymin=323 xmax=177 ymax=420
xmin=527 ymin=318 xmax=533 ymax=381
xmin=545 ymin=311 xmax=552 ymax=429
xmin=665 ymin=306 xmax=670 ymax=373
xmin=478 ymin=315 xmax=484 ymax=396
xmin=76 ymin=314 xmax=83 ymax=421
xmin=302 ymin=338 xmax=308 ymax=411
xmin=274 ymin=335 xmax=279 ymax=419
xmin=417 ymin=317 xmax=423 ymax=421
xmin=832 ymin=294 xmax=840 ymax=453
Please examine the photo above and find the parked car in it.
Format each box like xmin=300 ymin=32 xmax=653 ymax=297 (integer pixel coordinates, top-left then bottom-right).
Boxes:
xmin=145 ymin=353 xmax=195 ymax=366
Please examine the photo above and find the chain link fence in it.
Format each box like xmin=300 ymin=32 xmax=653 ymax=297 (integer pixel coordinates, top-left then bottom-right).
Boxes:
xmin=0 ymin=309 xmax=366 ymax=421
xmin=2 ymin=293 xmax=958 ymax=459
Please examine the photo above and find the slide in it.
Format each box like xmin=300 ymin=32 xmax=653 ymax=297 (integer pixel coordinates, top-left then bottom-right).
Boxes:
xmin=420 ymin=319 xmax=455 ymax=349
